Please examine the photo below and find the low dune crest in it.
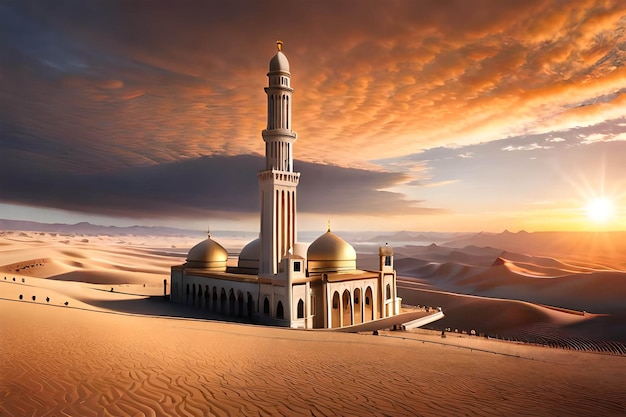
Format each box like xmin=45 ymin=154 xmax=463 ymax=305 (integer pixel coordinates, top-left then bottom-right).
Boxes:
xmin=394 ymin=242 xmax=626 ymax=345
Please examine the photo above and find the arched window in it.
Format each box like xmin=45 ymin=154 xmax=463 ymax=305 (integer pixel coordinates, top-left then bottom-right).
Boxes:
xmin=276 ymin=301 xmax=284 ymax=319
xmin=237 ymin=291 xmax=244 ymax=316
xmin=331 ymin=292 xmax=340 ymax=328
xmin=386 ymin=283 xmax=391 ymax=300
xmin=229 ymin=289 xmax=236 ymax=315
xmin=220 ymin=288 xmax=227 ymax=315
xmin=297 ymin=299 xmax=304 ymax=319
xmin=269 ymin=95 xmax=274 ymax=129
xmin=264 ymin=297 xmax=270 ymax=315
xmin=365 ymin=286 xmax=374 ymax=322
xmin=247 ymin=293 xmax=255 ymax=317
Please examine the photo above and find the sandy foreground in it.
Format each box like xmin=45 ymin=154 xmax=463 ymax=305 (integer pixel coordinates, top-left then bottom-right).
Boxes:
xmin=2 ymin=298 xmax=626 ymax=416
xmin=1 ymin=231 xmax=626 ymax=415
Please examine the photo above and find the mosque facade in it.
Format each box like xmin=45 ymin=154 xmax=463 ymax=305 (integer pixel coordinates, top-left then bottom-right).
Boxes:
xmin=170 ymin=43 xmax=401 ymax=329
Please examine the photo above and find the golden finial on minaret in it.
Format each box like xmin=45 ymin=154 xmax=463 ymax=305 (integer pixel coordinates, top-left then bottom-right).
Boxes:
xmin=276 ymin=40 xmax=283 ymax=51
xmin=327 ymin=219 xmax=331 ymax=232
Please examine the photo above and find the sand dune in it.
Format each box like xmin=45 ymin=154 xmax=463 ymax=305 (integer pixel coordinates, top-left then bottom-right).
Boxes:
xmin=392 ymin=242 xmax=626 ymax=347
xmin=0 ymin=233 xmax=184 ymax=286
xmin=2 ymin=230 xmax=626 ymax=414
xmin=395 ymin=244 xmax=626 ymax=314
xmin=398 ymin=280 xmax=626 ymax=351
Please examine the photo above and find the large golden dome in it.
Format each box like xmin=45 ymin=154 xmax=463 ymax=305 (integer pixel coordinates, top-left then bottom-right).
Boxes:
xmin=186 ymin=234 xmax=228 ymax=271
xmin=307 ymin=230 xmax=356 ymax=274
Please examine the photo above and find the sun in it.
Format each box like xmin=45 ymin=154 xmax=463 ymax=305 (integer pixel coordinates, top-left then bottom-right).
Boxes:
xmin=585 ymin=197 xmax=614 ymax=223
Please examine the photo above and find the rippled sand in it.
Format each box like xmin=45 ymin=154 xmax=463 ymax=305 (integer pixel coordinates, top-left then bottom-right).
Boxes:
xmin=2 ymin=299 xmax=625 ymax=416
xmin=2 ymin=231 xmax=626 ymax=415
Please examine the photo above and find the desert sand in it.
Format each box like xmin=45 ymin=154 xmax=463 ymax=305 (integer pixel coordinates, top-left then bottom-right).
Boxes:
xmin=394 ymin=243 xmax=626 ymax=346
xmin=2 ymin=230 xmax=626 ymax=415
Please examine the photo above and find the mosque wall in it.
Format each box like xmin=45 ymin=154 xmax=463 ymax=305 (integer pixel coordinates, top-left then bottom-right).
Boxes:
xmin=324 ymin=277 xmax=379 ymax=328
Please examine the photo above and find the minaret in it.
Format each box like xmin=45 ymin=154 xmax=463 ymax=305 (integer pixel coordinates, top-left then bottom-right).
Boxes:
xmin=259 ymin=41 xmax=300 ymax=275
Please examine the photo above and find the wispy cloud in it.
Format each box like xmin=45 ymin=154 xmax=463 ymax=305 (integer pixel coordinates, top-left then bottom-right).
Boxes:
xmin=502 ymin=143 xmax=553 ymax=151
xmin=581 ymin=131 xmax=626 ymax=144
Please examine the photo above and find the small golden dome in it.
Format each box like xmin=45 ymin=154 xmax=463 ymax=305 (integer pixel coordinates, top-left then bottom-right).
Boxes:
xmin=307 ymin=230 xmax=356 ymax=274
xmin=186 ymin=234 xmax=228 ymax=270
xmin=379 ymin=244 xmax=394 ymax=256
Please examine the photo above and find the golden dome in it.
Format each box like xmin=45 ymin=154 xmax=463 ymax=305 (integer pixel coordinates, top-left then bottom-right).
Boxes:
xmin=238 ymin=237 xmax=260 ymax=271
xmin=186 ymin=234 xmax=228 ymax=271
xmin=307 ymin=230 xmax=356 ymax=274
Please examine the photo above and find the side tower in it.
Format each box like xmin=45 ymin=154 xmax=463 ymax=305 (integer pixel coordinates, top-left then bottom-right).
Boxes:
xmin=259 ymin=41 xmax=300 ymax=275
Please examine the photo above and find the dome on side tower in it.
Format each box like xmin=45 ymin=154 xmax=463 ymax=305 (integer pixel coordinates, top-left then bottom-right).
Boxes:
xmin=307 ymin=229 xmax=357 ymax=274
xmin=186 ymin=234 xmax=228 ymax=270
xmin=238 ymin=237 xmax=260 ymax=271
xmin=269 ymin=41 xmax=290 ymax=73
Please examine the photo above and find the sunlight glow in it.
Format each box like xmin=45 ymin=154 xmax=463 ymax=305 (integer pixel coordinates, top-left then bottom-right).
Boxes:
xmin=585 ymin=197 xmax=614 ymax=223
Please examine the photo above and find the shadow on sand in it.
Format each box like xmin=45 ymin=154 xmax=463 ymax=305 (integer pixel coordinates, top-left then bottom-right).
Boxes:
xmin=84 ymin=296 xmax=255 ymax=324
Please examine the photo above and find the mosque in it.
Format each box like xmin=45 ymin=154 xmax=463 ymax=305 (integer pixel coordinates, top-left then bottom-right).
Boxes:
xmin=170 ymin=42 xmax=402 ymax=329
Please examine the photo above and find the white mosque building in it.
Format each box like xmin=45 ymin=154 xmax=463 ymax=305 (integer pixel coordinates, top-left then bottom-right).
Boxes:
xmin=170 ymin=42 xmax=402 ymax=329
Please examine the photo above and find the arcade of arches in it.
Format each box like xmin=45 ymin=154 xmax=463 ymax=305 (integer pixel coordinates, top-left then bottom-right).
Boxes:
xmin=183 ymin=283 xmax=256 ymax=319
xmin=329 ymin=286 xmax=375 ymax=328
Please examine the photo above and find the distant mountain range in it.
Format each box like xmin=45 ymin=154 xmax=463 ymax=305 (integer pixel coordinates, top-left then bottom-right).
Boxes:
xmin=0 ymin=219 xmax=472 ymax=241
xmin=0 ymin=219 xmax=210 ymax=237
xmin=365 ymin=230 xmax=472 ymax=244
xmin=3 ymin=219 xmax=625 ymax=258
xmin=444 ymin=229 xmax=626 ymax=262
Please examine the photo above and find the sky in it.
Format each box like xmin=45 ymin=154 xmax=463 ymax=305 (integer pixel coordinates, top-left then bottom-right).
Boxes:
xmin=1 ymin=0 xmax=626 ymax=233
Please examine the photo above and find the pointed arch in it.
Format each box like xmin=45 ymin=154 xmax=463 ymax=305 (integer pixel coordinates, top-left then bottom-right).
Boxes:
xmin=365 ymin=286 xmax=373 ymax=321
xmin=229 ymin=289 xmax=236 ymax=315
xmin=331 ymin=291 xmax=340 ymax=328
xmin=281 ymin=189 xmax=286 ymax=258
xmin=247 ymin=293 xmax=255 ymax=318
xmin=342 ymin=289 xmax=352 ymax=327
xmin=276 ymin=301 xmax=284 ymax=319
xmin=237 ymin=290 xmax=244 ymax=317
xmin=354 ymin=288 xmax=362 ymax=324
xmin=220 ymin=288 xmax=227 ymax=315
xmin=269 ymin=95 xmax=274 ymax=129
xmin=297 ymin=299 xmax=304 ymax=319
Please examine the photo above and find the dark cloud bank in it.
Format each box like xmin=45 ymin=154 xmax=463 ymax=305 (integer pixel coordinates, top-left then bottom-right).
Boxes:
xmin=0 ymin=154 xmax=436 ymax=219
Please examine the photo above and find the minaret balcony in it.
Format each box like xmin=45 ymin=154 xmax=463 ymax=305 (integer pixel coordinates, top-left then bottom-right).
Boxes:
xmin=258 ymin=170 xmax=300 ymax=185
xmin=262 ymin=129 xmax=297 ymax=140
